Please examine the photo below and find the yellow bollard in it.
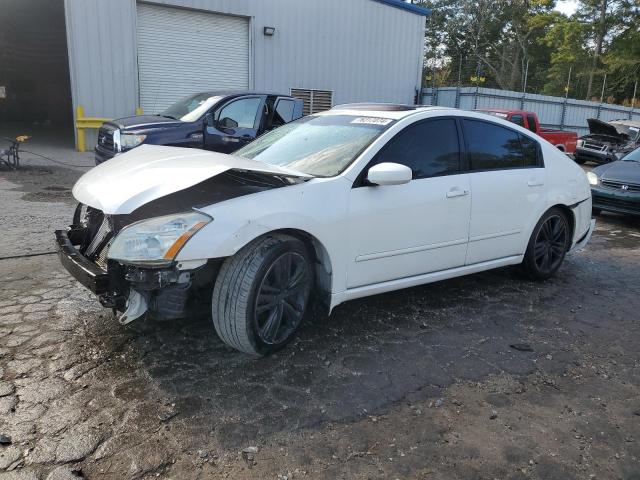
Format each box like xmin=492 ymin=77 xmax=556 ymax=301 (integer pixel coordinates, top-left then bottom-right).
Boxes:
xmin=74 ymin=106 xmax=111 ymax=152
xmin=76 ymin=105 xmax=86 ymax=152
xmin=135 ymin=107 xmax=144 ymax=115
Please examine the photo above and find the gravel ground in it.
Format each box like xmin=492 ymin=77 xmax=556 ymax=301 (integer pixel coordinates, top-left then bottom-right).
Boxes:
xmin=0 ymin=163 xmax=639 ymax=480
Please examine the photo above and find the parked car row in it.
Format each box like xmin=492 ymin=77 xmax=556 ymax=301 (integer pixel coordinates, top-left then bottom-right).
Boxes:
xmin=95 ymin=91 xmax=303 ymax=164
xmin=58 ymin=102 xmax=595 ymax=355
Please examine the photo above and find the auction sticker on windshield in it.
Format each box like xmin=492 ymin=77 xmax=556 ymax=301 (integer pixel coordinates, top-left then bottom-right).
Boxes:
xmin=351 ymin=117 xmax=393 ymax=125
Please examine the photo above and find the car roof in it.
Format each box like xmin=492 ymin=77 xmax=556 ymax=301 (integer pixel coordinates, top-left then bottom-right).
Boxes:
xmin=200 ymin=90 xmax=294 ymax=98
xmin=322 ymin=103 xmax=450 ymax=120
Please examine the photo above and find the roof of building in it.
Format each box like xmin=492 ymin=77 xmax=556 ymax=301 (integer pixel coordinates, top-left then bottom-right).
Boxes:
xmin=372 ymin=0 xmax=431 ymax=16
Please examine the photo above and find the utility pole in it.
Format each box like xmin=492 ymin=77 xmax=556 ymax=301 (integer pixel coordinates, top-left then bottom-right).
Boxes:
xmin=600 ymin=73 xmax=607 ymax=103
xmin=586 ymin=0 xmax=608 ymax=99
xmin=565 ymin=66 xmax=572 ymax=99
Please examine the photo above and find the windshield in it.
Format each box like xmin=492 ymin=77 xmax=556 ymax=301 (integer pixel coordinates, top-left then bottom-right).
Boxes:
xmin=160 ymin=93 xmax=222 ymax=122
xmin=622 ymin=147 xmax=640 ymax=162
xmin=234 ymin=114 xmax=393 ymax=177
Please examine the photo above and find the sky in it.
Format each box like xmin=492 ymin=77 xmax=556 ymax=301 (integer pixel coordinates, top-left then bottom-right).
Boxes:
xmin=554 ymin=0 xmax=579 ymax=16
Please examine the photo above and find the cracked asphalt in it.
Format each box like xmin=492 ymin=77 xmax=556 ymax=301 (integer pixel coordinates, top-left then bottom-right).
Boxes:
xmin=0 ymin=163 xmax=639 ymax=479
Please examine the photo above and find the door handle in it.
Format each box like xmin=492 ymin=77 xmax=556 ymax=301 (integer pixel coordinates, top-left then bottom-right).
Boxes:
xmin=446 ymin=188 xmax=469 ymax=198
xmin=527 ymin=180 xmax=544 ymax=187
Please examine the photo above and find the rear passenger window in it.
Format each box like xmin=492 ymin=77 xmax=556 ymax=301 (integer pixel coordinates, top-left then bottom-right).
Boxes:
xmin=526 ymin=115 xmax=537 ymax=133
xmin=520 ymin=134 xmax=540 ymax=167
xmin=463 ymin=119 xmax=531 ymax=170
xmin=273 ymin=99 xmax=295 ymax=127
xmin=373 ymin=119 xmax=460 ymax=179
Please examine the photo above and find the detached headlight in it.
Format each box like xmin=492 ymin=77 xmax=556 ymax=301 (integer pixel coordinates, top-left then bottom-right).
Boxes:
xmin=586 ymin=171 xmax=599 ymax=186
xmin=576 ymin=139 xmax=584 ymax=148
xmin=120 ymin=133 xmax=147 ymax=148
xmin=108 ymin=211 xmax=211 ymax=264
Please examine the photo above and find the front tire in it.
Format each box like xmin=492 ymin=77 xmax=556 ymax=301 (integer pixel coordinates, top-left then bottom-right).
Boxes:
xmin=212 ymin=234 xmax=314 ymax=356
xmin=521 ymin=208 xmax=570 ymax=281
xmin=573 ymin=156 xmax=587 ymax=165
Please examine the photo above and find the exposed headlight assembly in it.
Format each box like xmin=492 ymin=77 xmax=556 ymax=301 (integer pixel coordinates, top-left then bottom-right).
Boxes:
xmin=576 ymin=139 xmax=584 ymax=148
xmin=586 ymin=171 xmax=599 ymax=186
xmin=120 ymin=133 xmax=147 ymax=148
xmin=108 ymin=211 xmax=211 ymax=265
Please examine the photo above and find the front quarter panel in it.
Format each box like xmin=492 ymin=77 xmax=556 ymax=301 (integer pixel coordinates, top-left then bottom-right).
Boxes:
xmin=176 ymin=176 xmax=352 ymax=294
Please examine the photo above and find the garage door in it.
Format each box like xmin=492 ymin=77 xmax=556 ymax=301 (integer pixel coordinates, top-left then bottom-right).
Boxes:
xmin=136 ymin=3 xmax=249 ymax=114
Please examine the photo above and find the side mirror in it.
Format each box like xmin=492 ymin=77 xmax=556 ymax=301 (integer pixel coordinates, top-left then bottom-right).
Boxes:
xmin=367 ymin=162 xmax=412 ymax=186
xmin=219 ymin=117 xmax=239 ymax=129
xmin=204 ymin=112 xmax=214 ymax=127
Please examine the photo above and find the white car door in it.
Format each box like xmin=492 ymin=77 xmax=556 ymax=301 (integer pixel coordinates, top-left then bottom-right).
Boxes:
xmin=346 ymin=118 xmax=471 ymax=288
xmin=461 ymin=118 xmax=547 ymax=265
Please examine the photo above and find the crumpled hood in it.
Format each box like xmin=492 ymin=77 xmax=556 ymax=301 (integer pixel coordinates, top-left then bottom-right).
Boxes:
xmin=73 ymin=145 xmax=309 ymax=215
xmin=586 ymin=118 xmax=624 ymax=138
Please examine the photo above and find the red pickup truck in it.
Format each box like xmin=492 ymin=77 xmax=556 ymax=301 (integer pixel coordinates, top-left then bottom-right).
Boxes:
xmin=478 ymin=109 xmax=578 ymax=154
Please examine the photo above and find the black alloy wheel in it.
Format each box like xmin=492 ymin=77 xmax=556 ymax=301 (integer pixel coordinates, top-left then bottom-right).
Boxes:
xmin=522 ymin=208 xmax=570 ymax=280
xmin=533 ymin=214 xmax=568 ymax=275
xmin=254 ymin=251 xmax=311 ymax=345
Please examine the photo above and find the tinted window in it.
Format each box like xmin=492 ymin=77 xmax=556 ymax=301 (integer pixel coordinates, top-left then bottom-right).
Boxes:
xmin=511 ymin=114 xmax=524 ymax=127
xmin=463 ymin=119 xmax=526 ymax=170
xmin=520 ymin=134 xmax=540 ymax=167
xmin=217 ymin=97 xmax=262 ymax=128
xmin=526 ymin=115 xmax=537 ymax=133
xmin=372 ymin=119 xmax=460 ymax=179
xmin=273 ymin=99 xmax=295 ymax=127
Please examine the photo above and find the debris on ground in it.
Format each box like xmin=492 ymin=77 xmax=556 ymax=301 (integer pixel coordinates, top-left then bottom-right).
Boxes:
xmin=510 ymin=343 xmax=534 ymax=352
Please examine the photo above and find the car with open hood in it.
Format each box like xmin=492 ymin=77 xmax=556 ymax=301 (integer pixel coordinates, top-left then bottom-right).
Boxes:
xmin=94 ymin=91 xmax=303 ymax=164
xmin=574 ymin=118 xmax=640 ymax=165
xmin=587 ymin=146 xmax=640 ymax=216
xmin=56 ymin=104 xmax=595 ymax=356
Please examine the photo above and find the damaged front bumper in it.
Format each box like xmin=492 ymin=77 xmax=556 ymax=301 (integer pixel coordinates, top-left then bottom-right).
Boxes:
xmin=55 ymin=228 xmax=215 ymax=323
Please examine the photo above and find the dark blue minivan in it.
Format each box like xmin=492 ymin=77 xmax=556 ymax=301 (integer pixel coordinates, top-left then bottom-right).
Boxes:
xmin=95 ymin=91 xmax=304 ymax=164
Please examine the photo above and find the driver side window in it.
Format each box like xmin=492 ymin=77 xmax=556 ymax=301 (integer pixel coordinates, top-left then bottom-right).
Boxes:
xmin=372 ymin=119 xmax=461 ymax=179
xmin=217 ymin=97 xmax=262 ymax=129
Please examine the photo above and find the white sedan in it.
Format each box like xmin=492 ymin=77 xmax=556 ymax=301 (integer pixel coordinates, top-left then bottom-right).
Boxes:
xmin=56 ymin=104 xmax=595 ymax=355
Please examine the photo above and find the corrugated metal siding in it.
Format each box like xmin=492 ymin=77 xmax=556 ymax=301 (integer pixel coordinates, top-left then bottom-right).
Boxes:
xmin=64 ymin=0 xmax=425 ymax=124
xmin=136 ymin=3 xmax=249 ymax=113
xmin=422 ymin=86 xmax=640 ymax=136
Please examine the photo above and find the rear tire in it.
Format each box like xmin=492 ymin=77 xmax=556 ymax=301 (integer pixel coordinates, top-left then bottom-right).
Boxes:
xmin=211 ymin=234 xmax=314 ymax=356
xmin=521 ymin=208 xmax=570 ymax=281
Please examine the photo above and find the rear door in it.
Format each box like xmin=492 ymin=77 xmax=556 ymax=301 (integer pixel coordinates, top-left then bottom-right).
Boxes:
xmin=262 ymin=97 xmax=297 ymax=133
xmin=204 ymin=96 xmax=264 ymax=153
xmin=462 ymin=118 xmax=546 ymax=264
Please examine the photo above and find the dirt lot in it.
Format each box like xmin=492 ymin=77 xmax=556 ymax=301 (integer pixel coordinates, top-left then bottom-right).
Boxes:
xmin=1 ymin=162 xmax=639 ymax=480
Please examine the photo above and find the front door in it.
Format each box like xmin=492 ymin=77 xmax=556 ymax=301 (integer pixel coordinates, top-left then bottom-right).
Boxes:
xmin=204 ymin=96 xmax=264 ymax=153
xmin=347 ymin=118 xmax=471 ymax=288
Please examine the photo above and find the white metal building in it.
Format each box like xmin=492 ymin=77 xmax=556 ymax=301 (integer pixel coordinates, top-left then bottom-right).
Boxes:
xmin=63 ymin=0 xmax=428 ymax=119
xmin=1 ymin=0 xmax=429 ymax=145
